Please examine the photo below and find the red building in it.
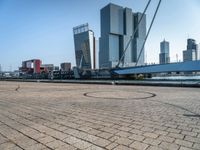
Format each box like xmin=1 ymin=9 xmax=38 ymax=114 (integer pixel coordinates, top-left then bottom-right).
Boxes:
xmin=20 ymin=59 xmax=41 ymax=74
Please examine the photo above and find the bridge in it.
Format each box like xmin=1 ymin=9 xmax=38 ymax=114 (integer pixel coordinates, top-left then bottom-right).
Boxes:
xmin=113 ymin=60 xmax=200 ymax=75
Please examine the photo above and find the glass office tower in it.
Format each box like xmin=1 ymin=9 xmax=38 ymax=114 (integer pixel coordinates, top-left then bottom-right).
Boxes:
xmin=159 ymin=40 xmax=170 ymax=64
xmin=183 ymin=38 xmax=199 ymax=61
xmin=73 ymin=23 xmax=95 ymax=69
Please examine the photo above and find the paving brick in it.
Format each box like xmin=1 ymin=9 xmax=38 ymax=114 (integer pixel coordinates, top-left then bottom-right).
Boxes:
xmin=97 ymin=132 xmax=113 ymax=139
xmin=130 ymin=129 xmax=143 ymax=135
xmin=62 ymin=136 xmax=80 ymax=145
xmin=129 ymin=124 xmax=142 ymax=129
xmin=113 ymin=145 xmax=133 ymax=150
xmin=193 ymin=143 xmax=200 ymax=149
xmin=109 ymin=135 xmax=121 ymax=142
xmin=154 ymin=130 xmax=168 ymax=136
xmin=175 ymin=139 xmax=193 ymax=148
xmin=7 ymin=146 xmax=23 ymax=150
xmin=118 ymin=122 xmax=131 ymax=127
xmin=63 ymin=128 xmax=79 ymax=136
xmin=184 ymin=135 xmax=200 ymax=144
xmin=165 ymin=124 xmax=177 ymax=129
xmin=182 ymin=131 xmax=198 ymax=137
xmin=75 ymin=131 xmax=88 ymax=139
xmin=79 ymin=126 xmax=93 ymax=132
xmin=46 ymin=140 xmax=65 ymax=149
xmin=130 ymin=141 xmax=149 ymax=150
xmin=112 ymin=125 xmax=121 ymax=129
xmin=93 ymin=138 xmax=110 ymax=147
xmin=86 ymin=145 xmax=104 ymax=150
xmin=168 ymin=132 xmax=184 ymax=139
xmin=178 ymin=126 xmax=192 ymax=132
xmin=55 ymin=144 xmax=77 ymax=150
xmin=48 ymin=131 xmax=69 ymax=140
xmin=179 ymin=146 xmax=194 ymax=150
xmin=118 ymin=126 xmax=132 ymax=132
xmin=106 ymin=142 xmax=118 ymax=150
xmin=30 ymin=132 xmax=46 ymax=140
xmin=115 ymin=137 xmax=133 ymax=146
xmin=158 ymin=135 xmax=175 ymax=143
xmin=116 ymin=131 xmax=131 ymax=137
xmin=129 ymin=134 xmax=145 ymax=142
xmin=38 ymin=136 xmax=56 ymax=144
xmin=154 ymin=125 xmax=168 ymax=131
xmin=167 ymin=128 xmax=181 ymax=134
xmin=15 ymin=137 xmax=38 ymax=148
xmin=56 ymin=125 xmax=68 ymax=132
xmin=143 ymin=138 xmax=161 ymax=146
xmin=159 ymin=141 xmax=180 ymax=150
xmin=25 ymin=143 xmax=46 ymax=150
xmin=143 ymin=132 xmax=158 ymax=139
xmin=146 ymin=146 xmax=163 ymax=150
xmin=0 ymin=142 xmax=16 ymax=149
xmin=0 ymin=135 xmax=9 ymax=144
xmin=100 ymin=127 xmax=118 ymax=134
xmin=192 ymin=128 xmax=200 ymax=133
xmin=141 ymin=127 xmax=154 ymax=132
xmin=73 ymin=140 xmax=92 ymax=149
xmin=81 ymin=134 xmax=98 ymax=143
xmin=88 ymin=129 xmax=101 ymax=135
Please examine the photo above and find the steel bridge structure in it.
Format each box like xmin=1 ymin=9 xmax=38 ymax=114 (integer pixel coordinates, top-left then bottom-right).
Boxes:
xmin=113 ymin=60 xmax=200 ymax=75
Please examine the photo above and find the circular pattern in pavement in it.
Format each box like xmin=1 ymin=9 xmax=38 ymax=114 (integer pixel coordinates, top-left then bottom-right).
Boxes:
xmin=83 ymin=90 xmax=156 ymax=100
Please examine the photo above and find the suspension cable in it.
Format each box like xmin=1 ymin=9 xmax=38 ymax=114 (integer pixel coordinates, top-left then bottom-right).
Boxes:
xmin=116 ymin=0 xmax=152 ymax=68
xmin=135 ymin=0 xmax=162 ymax=66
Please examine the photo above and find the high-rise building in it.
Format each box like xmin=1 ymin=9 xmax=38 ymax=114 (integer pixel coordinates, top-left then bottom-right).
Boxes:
xmin=99 ymin=3 xmax=146 ymax=68
xmin=183 ymin=38 xmax=199 ymax=61
xmin=73 ymin=23 xmax=96 ymax=69
xmin=159 ymin=40 xmax=170 ymax=64
xmin=132 ymin=12 xmax=146 ymax=65
xmin=61 ymin=62 xmax=71 ymax=71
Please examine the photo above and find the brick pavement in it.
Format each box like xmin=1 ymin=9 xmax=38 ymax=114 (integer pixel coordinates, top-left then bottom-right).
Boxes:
xmin=0 ymin=81 xmax=200 ymax=150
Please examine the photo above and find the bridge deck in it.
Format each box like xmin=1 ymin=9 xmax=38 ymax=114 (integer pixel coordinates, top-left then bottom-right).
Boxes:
xmin=113 ymin=60 xmax=200 ymax=75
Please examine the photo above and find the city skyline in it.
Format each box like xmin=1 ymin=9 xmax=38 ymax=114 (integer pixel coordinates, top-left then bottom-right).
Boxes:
xmin=0 ymin=0 xmax=200 ymax=71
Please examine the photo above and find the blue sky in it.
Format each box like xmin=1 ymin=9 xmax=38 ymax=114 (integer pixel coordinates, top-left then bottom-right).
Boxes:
xmin=0 ymin=0 xmax=200 ymax=71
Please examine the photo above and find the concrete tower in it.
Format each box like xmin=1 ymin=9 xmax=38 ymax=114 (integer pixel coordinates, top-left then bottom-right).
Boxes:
xmin=99 ymin=3 xmax=146 ymax=68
